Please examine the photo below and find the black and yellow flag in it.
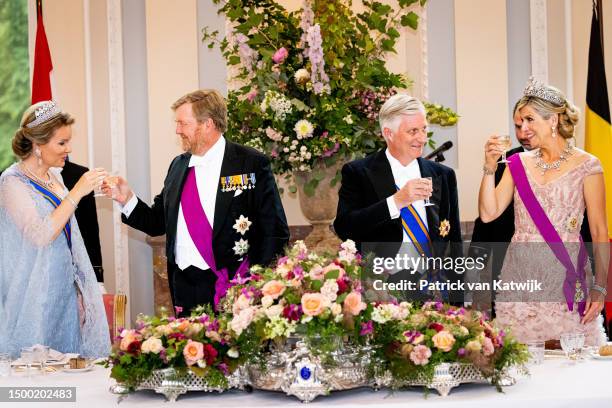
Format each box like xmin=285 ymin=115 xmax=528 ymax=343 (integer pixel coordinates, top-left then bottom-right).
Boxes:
xmin=585 ymin=1 xmax=612 ymax=239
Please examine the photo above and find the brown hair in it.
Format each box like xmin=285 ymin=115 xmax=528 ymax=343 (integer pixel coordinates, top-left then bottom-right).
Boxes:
xmin=12 ymin=101 xmax=75 ymax=159
xmin=171 ymin=89 xmax=227 ymax=132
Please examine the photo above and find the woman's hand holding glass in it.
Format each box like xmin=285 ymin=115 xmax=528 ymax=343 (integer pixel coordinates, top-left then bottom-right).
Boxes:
xmin=484 ymin=135 xmax=511 ymax=171
xmin=72 ymin=168 xmax=108 ymax=200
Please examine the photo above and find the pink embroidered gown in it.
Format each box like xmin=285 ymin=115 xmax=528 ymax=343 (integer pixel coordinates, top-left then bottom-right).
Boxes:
xmin=495 ymin=153 xmax=607 ymax=346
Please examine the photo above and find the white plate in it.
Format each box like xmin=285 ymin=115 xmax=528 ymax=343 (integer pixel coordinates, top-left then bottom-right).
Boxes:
xmin=62 ymin=364 xmax=94 ymax=373
xmin=592 ymin=354 xmax=612 ymax=360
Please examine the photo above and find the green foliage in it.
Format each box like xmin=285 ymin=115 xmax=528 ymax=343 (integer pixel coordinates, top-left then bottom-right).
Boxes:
xmin=0 ymin=0 xmax=29 ymax=170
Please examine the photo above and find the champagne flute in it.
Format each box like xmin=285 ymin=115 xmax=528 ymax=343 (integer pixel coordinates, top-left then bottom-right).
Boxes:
xmin=423 ymin=176 xmax=434 ymax=207
xmin=20 ymin=347 xmax=34 ymax=378
xmin=33 ymin=345 xmax=49 ymax=375
xmin=497 ymin=134 xmax=512 ymax=164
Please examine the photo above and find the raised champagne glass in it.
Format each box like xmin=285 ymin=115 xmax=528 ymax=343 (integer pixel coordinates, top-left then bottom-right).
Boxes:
xmin=497 ymin=134 xmax=512 ymax=164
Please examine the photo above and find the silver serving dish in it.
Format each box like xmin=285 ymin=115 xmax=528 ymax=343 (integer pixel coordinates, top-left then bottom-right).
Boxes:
xmin=373 ymin=362 xmax=520 ymax=397
xmin=110 ymin=367 xmax=248 ymax=402
xmin=247 ymin=339 xmax=371 ymax=402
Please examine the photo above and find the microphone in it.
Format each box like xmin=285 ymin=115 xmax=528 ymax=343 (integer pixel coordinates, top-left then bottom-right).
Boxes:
xmin=424 ymin=141 xmax=453 ymax=162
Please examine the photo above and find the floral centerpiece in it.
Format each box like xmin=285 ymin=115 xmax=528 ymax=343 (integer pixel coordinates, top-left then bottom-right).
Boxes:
xmin=220 ymin=239 xmax=367 ymax=356
xmin=102 ymin=308 xmax=258 ymax=391
xmin=357 ymin=300 xmax=529 ymax=390
xmin=203 ymin=0 xmax=458 ymax=194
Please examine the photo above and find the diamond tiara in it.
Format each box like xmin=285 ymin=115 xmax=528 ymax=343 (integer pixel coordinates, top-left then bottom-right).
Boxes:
xmin=26 ymin=101 xmax=61 ymax=128
xmin=522 ymin=76 xmax=565 ymax=106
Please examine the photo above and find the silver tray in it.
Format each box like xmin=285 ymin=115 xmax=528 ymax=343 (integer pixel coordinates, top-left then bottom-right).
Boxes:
xmin=110 ymin=367 xmax=248 ymax=402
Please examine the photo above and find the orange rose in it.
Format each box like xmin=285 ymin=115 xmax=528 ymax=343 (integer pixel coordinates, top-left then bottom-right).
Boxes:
xmin=301 ymin=293 xmax=329 ymax=316
xmin=432 ymin=330 xmax=456 ymax=352
xmin=343 ymin=292 xmax=366 ymax=316
xmin=183 ymin=340 xmax=204 ymax=366
xmin=262 ymin=280 xmax=286 ymax=299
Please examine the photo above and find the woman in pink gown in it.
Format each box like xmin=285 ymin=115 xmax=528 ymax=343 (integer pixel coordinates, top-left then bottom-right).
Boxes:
xmin=478 ymin=77 xmax=608 ymax=346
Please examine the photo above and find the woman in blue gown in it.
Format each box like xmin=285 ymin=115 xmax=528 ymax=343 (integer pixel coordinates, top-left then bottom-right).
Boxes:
xmin=0 ymin=101 xmax=110 ymax=358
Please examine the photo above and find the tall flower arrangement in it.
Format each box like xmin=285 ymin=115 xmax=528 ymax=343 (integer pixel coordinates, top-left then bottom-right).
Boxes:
xmin=203 ymin=0 xmax=458 ymax=194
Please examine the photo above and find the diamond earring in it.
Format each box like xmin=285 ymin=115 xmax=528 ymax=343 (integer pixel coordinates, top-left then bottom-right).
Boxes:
xmin=34 ymin=148 xmax=42 ymax=166
xmin=552 ymin=126 xmax=557 ymax=138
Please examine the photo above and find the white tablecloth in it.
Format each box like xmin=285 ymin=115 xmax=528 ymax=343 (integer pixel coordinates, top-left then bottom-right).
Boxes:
xmin=1 ymin=358 xmax=611 ymax=407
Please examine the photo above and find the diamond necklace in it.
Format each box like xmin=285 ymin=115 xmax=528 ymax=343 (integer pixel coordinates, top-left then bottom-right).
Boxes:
xmin=21 ymin=162 xmax=55 ymax=189
xmin=534 ymin=144 xmax=574 ymax=175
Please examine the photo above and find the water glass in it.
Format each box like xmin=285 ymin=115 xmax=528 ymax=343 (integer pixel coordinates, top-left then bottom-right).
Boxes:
xmin=33 ymin=345 xmax=50 ymax=375
xmin=20 ymin=347 xmax=35 ymax=377
xmin=0 ymin=353 xmax=11 ymax=377
xmin=560 ymin=332 xmax=585 ymax=361
xmin=526 ymin=341 xmax=545 ymax=365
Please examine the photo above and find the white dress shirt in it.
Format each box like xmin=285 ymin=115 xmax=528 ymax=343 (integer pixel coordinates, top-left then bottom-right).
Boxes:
xmin=384 ymin=149 xmax=429 ymax=243
xmin=122 ymin=136 xmax=226 ymax=271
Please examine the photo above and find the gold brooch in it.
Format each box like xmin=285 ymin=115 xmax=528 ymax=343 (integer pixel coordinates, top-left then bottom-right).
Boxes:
xmin=439 ymin=219 xmax=450 ymax=238
xmin=566 ymin=216 xmax=578 ymax=232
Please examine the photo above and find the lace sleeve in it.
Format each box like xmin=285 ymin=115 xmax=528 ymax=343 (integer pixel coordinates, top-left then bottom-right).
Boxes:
xmin=585 ymin=155 xmax=604 ymax=176
xmin=0 ymin=175 xmax=57 ymax=247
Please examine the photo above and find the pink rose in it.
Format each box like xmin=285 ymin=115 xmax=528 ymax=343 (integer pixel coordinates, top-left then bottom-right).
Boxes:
xmin=119 ymin=330 xmax=140 ymax=351
xmin=410 ymin=345 xmax=432 ymax=366
xmin=432 ymin=330 xmax=456 ymax=352
xmin=322 ymin=263 xmax=345 ymax=279
xmin=482 ymin=336 xmax=495 ymax=356
xmin=272 ymin=47 xmax=288 ymax=64
xmin=261 ymin=280 xmax=286 ymax=299
xmin=343 ymin=292 xmax=366 ymax=316
xmin=183 ymin=340 xmax=204 ymax=366
xmin=309 ymin=265 xmax=325 ymax=280
xmin=301 ymin=293 xmax=329 ymax=316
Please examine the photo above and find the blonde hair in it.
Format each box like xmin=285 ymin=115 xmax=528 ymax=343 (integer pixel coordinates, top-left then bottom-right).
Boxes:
xmin=517 ymin=88 xmax=580 ymax=140
xmin=171 ymin=89 xmax=227 ymax=132
xmin=12 ymin=101 xmax=75 ymax=159
xmin=379 ymin=94 xmax=426 ymax=135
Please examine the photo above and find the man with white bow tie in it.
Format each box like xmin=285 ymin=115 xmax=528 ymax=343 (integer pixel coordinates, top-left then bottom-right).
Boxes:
xmin=107 ymin=89 xmax=289 ymax=316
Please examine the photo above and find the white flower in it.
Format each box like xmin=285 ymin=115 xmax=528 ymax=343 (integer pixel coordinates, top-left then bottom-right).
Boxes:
xmin=261 ymin=295 xmax=274 ymax=308
xmin=233 ymin=238 xmax=249 ymax=256
xmin=343 ymin=114 xmax=353 ymax=124
xmin=321 ymin=279 xmax=339 ymax=302
xmin=294 ymin=68 xmax=310 ymax=84
xmin=331 ymin=303 xmax=342 ymax=316
xmin=294 ymin=119 xmax=314 ymax=139
xmin=265 ymin=304 xmax=284 ymax=319
xmin=227 ymin=347 xmax=240 ymax=358
xmin=141 ymin=337 xmax=163 ymax=354
xmin=233 ymin=215 xmax=252 ymax=235
xmin=230 ymin=307 xmax=256 ymax=336
xmin=197 ymin=359 xmax=207 ymax=368
xmin=232 ymin=294 xmax=252 ymax=315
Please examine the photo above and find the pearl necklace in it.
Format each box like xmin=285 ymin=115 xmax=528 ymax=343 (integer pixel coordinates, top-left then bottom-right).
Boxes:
xmin=21 ymin=163 xmax=55 ymax=189
xmin=534 ymin=144 xmax=574 ymax=175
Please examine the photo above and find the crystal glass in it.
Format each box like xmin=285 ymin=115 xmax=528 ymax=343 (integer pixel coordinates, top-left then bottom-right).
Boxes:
xmin=33 ymin=345 xmax=50 ymax=375
xmin=103 ymin=175 xmax=120 ymax=199
xmin=423 ymin=176 xmax=435 ymax=207
xmin=93 ymin=168 xmax=110 ymax=197
xmin=497 ymin=135 xmax=512 ymax=164
xmin=560 ymin=333 xmax=585 ymax=361
xmin=526 ymin=341 xmax=545 ymax=365
xmin=20 ymin=347 xmax=34 ymax=377
xmin=0 ymin=353 xmax=11 ymax=377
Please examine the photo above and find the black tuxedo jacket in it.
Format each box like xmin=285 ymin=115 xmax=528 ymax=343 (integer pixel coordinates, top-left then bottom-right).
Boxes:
xmin=334 ymin=150 xmax=463 ymax=283
xmin=123 ymin=141 xmax=289 ymax=302
xmin=61 ymin=160 xmax=104 ymax=282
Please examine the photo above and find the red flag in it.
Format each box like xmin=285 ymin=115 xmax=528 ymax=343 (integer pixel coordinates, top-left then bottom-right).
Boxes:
xmin=31 ymin=9 xmax=53 ymax=104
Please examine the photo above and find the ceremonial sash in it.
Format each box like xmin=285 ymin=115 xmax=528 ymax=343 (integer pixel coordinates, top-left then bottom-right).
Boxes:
xmin=180 ymin=168 xmax=249 ymax=309
xmin=508 ymin=157 xmax=588 ymax=315
xmin=28 ymin=179 xmax=72 ymax=250
xmin=397 ymin=186 xmax=433 ymax=258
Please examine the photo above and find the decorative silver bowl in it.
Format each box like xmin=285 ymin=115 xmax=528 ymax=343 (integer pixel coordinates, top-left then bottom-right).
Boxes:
xmin=110 ymin=367 xmax=248 ymax=402
xmin=247 ymin=339 xmax=371 ymax=402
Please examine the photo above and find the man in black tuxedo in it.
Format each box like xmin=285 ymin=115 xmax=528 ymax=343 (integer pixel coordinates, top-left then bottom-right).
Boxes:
xmin=107 ymin=89 xmax=289 ymax=316
xmin=334 ymin=94 xmax=462 ymax=303
xmin=61 ymin=159 xmax=104 ymax=282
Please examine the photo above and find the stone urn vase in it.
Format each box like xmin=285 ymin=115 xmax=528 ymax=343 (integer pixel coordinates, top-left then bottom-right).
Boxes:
xmin=293 ymin=160 xmax=343 ymax=252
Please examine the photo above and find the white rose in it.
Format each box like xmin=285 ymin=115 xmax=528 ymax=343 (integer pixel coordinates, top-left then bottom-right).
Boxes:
xmin=266 ymin=304 xmax=284 ymax=319
xmin=141 ymin=337 xmax=163 ymax=354
xmin=227 ymin=347 xmax=240 ymax=358
xmin=261 ymin=295 xmax=274 ymax=308
xmin=331 ymin=303 xmax=342 ymax=316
